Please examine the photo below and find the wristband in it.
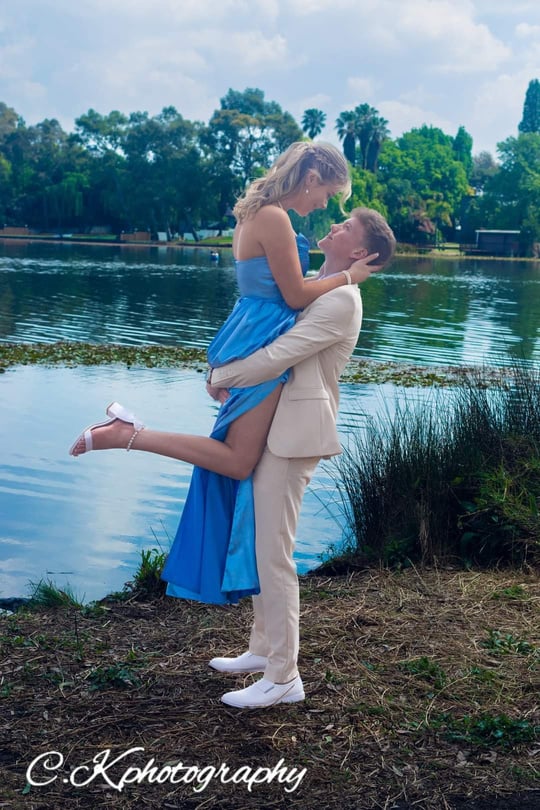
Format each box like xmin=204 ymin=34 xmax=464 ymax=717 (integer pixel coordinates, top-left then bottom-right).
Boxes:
xmin=341 ymin=269 xmax=352 ymax=285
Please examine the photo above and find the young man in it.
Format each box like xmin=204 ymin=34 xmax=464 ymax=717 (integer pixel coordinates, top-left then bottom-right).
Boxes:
xmin=207 ymin=208 xmax=396 ymax=708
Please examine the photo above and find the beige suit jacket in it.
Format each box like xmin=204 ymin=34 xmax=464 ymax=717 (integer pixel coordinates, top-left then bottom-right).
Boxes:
xmin=210 ymin=285 xmax=363 ymax=459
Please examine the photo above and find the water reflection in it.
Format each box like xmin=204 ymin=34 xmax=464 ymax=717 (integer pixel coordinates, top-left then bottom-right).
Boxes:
xmin=0 ymin=365 xmax=393 ymax=601
xmin=0 ymin=241 xmax=539 ymax=365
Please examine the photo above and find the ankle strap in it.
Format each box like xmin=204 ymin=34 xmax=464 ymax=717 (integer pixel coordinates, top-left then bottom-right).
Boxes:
xmin=126 ymin=427 xmax=144 ymax=451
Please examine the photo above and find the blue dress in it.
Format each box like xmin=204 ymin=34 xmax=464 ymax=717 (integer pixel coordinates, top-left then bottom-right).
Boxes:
xmin=161 ymin=233 xmax=310 ymax=604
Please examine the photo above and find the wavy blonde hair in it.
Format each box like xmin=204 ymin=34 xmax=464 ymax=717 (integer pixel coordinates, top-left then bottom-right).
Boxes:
xmin=233 ymin=141 xmax=351 ymax=222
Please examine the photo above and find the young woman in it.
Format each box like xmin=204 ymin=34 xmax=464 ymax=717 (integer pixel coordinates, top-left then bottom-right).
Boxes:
xmin=69 ymin=142 xmax=379 ymax=604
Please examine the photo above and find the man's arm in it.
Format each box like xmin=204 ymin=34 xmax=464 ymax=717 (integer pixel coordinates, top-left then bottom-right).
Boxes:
xmin=210 ymin=287 xmax=362 ymax=389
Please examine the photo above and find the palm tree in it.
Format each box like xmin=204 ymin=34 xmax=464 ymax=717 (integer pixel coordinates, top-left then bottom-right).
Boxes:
xmin=301 ymin=108 xmax=327 ymax=140
xmin=365 ymin=116 xmax=390 ymax=173
xmin=335 ymin=110 xmax=357 ymax=165
xmin=353 ymin=104 xmax=387 ymax=170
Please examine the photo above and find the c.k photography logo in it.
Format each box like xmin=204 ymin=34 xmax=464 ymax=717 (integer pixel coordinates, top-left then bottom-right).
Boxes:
xmin=25 ymin=747 xmax=307 ymax=794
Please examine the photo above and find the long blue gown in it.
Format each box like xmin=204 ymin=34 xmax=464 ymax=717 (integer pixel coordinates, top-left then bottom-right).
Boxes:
xmin=161 ymin=234 xmax=310 ymax=604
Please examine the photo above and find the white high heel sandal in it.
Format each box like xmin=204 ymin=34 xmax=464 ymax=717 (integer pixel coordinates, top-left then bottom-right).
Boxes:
xmin=69 ymin=401 xmax=145 ymax=456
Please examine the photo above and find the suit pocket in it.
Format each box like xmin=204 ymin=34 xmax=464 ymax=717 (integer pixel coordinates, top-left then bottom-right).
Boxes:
xmin=288 ymin=387 xmax=329 ymax=401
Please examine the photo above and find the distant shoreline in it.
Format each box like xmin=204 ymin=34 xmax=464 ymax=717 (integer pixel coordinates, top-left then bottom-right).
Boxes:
xmin=1 ymin=232 xmax=536 ymax=260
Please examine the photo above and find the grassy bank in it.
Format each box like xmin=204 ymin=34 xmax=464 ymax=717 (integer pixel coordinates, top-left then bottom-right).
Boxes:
xmin=1 ymin=568 xmax=538 ymax=809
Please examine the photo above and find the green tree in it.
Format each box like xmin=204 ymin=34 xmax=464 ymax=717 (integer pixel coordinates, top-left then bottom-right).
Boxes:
xmin=470 ymin=151 xmax=498 ymax=193
xmin=518 ymin=78 xmax=540 ymax=134
xmin=349 ymin=165 xmax=387 ymax=212
xmin=335 ymin=110 xmax=357 ymax=165
xmin=74 ymin=109 xmax=129 ymax=155
xmin=204 ymin=88 xmax=302 ymax=189
xmin=379 ymin=126 xmax=470 ymax=242
xmin=355 ymin=104 xmax=389 ymax=172
xmin=336 ymin=105 xmax=389 ymax=171
xmin=453 ymin=126 xmax=473 ymax=177
xmin=301 ymin=108 xmax=326 ymax=139
xmin=0 ymin=102 xmax=20 ymax=143
xmin=480 ymin=133 xmax=540 ymax=253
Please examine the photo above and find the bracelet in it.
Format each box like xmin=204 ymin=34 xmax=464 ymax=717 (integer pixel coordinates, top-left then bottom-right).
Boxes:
xmin=341 ymin=269 xmax=352 ymax=285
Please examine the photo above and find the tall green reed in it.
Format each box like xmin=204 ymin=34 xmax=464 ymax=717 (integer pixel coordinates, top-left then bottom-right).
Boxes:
xmin=333 ymin=364 xmax=540 ymax=567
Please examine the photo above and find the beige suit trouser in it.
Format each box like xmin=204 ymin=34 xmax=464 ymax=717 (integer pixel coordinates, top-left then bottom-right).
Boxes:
xmin=248 ymin=447 xmax=320 ymax=683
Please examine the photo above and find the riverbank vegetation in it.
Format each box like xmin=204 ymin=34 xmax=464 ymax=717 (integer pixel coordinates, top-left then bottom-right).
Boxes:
xmin=0 ymin=340 xmax=510 ymax=388
xmin=328 ymin=363 xmax=540 ymax=572
xmin=1 ymin=568 xmax=538 ymax=809
xmin=0 ymin=81 xmax=539 ymax=253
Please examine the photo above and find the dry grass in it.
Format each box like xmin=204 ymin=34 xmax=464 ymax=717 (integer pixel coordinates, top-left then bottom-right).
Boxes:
xmin=1 ymin=568 xmax=539 ymax=810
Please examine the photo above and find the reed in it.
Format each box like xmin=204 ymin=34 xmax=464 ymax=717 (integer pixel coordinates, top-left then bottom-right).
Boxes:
xmin=333 ymin=363 xmax=540 ymax=567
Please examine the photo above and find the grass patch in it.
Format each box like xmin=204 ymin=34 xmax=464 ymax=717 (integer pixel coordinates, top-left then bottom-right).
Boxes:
xmin=28 ymin=579 xmax=83 ymax=609
xmin=129 ymin=547 xmax=167 ymax=598
xmin=86 ymin=663 xmax=142 ymax=691
xmin=398 ymin=656 xmax=447 ymax=690
xmin=481 ymin=629 xmax=536 ymax=656
xmin=436 ymin=712 xmax=539 ymax=749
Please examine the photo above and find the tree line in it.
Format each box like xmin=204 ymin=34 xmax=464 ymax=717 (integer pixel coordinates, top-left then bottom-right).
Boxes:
xmin=0 ymin=81 xmax=539 ymax=253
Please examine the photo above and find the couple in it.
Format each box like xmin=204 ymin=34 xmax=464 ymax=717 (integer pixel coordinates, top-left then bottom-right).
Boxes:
xmin=69 ymin=141 xmax=396 ymax=709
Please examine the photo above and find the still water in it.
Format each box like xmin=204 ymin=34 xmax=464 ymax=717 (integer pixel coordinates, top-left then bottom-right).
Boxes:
xmin=1 ymin=241 xmax=539 ymax=601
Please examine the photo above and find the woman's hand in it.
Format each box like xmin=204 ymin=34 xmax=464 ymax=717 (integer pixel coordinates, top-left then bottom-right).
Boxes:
xmin=348 ymin=253 xmax=382 ymax=284
xmin=206 ymin=382 xmax=230 ymax=404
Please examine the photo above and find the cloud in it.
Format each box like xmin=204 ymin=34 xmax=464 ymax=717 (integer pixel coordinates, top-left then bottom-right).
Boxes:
xmin=469 ymin=71 xmax=538 ymax=153
xmin=395 ymin=0 xmax=511 ymax=73
xmin=515 ymin=23 xmax=540 ymax=38
xmin=377 ymin=99 xmax=455 ymax=140
xmin=188 ymin=28 xmax=299 ymax=72
xmin=347 ymin=77 xmax=377 ymax=100
xmin=1 ymin=1 xmax=540 ymax=157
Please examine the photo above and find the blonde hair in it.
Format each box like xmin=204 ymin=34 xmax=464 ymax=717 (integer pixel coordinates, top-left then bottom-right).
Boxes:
xmin=351 ymin=207 xmax=396 ymax=267
xmin=233 ymin=141 xmax=351 ymax=222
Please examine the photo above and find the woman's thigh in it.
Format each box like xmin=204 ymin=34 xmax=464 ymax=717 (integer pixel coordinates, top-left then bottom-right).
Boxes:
xmin=224 ymin=384 xmax=283 ymax=475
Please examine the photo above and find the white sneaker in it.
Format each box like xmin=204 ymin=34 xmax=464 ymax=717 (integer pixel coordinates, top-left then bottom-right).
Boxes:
xmin=221 ymin=676 xmax=304 ymax=709
xmin=209 ymin=651 xmax=267 ymax=674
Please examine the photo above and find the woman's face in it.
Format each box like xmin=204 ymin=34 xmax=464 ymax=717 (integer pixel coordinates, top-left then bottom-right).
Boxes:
xmin=292 ymin=171 xmax=343 ymax=216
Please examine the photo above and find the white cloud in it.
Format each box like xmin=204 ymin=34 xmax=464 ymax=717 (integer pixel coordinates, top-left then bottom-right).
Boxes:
xmin=347 ymin=77 xmax=376 ymax=100
xmin=377 ymin=99 xmax=454 ymax=140
xmin=515 ymin=23 xmax=540 ymax=38
xmin=1 ymin=1 xmax=540 ymax=155
xmin=469 ymin=71 xmax=538 ymax=153
xmin=286 ymin=0 xmax=357 ymax=12
xmin=189 ymin=29 xmax=298 ymax=71
xmin=396 ymin=0 xmax=511 ymax=73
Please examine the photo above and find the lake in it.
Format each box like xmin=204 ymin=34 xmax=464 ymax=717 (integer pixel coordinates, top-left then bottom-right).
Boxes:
xmin=1 ymin=241 xmax=539 ymax=602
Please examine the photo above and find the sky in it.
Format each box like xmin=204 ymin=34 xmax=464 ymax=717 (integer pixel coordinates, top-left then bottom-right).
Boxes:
xmin=1 ymin=0 xmax=540 ymax=158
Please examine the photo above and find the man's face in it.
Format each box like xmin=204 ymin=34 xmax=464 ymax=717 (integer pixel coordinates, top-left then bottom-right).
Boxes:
xmin=317 ymin=217 xmax=367 ymax=263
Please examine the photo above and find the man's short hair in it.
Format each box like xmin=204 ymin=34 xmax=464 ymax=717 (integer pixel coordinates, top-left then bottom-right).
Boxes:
xmin=352 ymin=207 xmax=396 ymax=267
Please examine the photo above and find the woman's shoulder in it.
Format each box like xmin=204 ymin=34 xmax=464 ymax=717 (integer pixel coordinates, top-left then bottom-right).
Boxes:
xmin=252 ymin=203 xmax=290 ymax=227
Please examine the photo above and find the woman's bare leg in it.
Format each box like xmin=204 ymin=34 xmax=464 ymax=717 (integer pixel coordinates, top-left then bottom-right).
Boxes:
xmin=82 ymin=385 xmax=283 ymax=480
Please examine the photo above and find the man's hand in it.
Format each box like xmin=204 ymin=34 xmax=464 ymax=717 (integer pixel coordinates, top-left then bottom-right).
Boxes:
xmin=206 ymin=382 xmax=230 ymax=404
xmin=348 ymin=253 xmax=382 ymax=284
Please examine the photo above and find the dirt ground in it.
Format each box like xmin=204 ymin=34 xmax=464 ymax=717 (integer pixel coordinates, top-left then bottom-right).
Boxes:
xmin=1 ymin=567 xmax=538 ymax=809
